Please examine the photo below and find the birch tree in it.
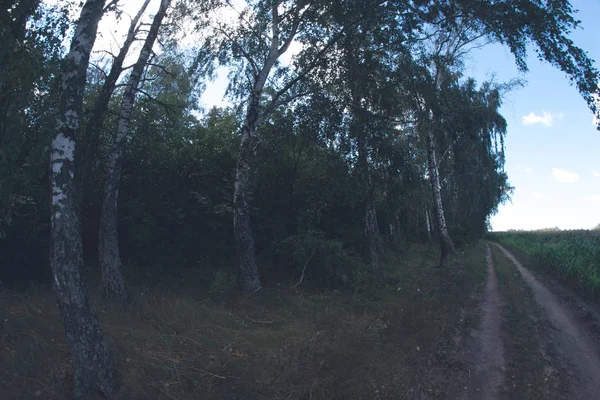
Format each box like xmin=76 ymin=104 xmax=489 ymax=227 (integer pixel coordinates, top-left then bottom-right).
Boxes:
xmin=343 ymin=34 xmax=384 ymax=272
xmin=399 ymin=0 xmax=599 ymax=264
xmin=49 ymin=0 xmax=116 ymax=396
xmin=417 ymin=20 xmax=486 ymax=265
xmin=202 ymin=0 xmax=348 ymax=290
xmin=99 ymin=0 xmax=172 ymax=299
xmin=78 ymin=0 xmax=151 ymax=189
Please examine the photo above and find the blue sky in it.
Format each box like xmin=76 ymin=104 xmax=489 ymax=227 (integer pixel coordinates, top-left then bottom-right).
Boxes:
xmin=465 ymin=0 xmax=600 ymax=231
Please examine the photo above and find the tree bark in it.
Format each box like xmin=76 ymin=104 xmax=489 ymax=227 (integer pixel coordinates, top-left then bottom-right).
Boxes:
xmin=445 ymin=143 xmax=459 ymax=225
xmin=354 ymin=110 xmax=380 ymax=272
xmin=234 ymin=84 xmax=268 ymax=292
xmin=425 ymin=208 xmax=432 ymax=241
xmin=98 ymin=0 xmax=171 ymax=299
xmin=364 ymin=199 xmax=380 ymax=271
xmin=49 ymin=0 xmax=115 ymax=397
xmin=78 ymin=0 xmax=151 ymax=192
xmin=231 ymin=1 xmax=304 ymax=290
xmin=232 ymin=2 xmax=288 ymax=291
xmin=426 ymin=127 xmax=455 ymax=266
xmin=233 ymin=121 xmax=261 ymax=291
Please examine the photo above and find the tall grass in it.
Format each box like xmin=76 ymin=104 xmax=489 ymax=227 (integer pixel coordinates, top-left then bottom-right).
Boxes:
xmin=490 ymin=230 xmax=600 ymax=296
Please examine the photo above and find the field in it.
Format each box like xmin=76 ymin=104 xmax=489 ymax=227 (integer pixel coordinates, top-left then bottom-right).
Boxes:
xmin=489 ymin=230 xmax=600 ymax=298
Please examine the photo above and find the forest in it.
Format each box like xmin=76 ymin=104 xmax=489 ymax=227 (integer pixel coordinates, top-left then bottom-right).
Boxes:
xmin=1 ymin=0 xmax=599 ymax=398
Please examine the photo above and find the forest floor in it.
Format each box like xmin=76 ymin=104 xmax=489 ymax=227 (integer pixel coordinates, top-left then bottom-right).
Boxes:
xmin=1 ymin=242 xmax=600 ymax=399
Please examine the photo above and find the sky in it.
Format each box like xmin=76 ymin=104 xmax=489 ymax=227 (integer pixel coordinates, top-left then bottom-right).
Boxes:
xmin=94 ymin=0 xmax=600 ymax=231
xmin=464 ymin=0 xmax=600 ymax=231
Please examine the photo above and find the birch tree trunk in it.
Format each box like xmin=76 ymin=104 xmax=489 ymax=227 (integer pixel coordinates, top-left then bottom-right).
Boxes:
xmin=426 ymin=128 xmax=455 ymax=266
xmin=231 ymin=1 xmax=305 ymax=290
xmin=49 ymin=0 xmax=115 ymax=397
xmin=234 ymin=105 xmax=261 ymax=291
xmin=234 ymin=65 xmax=274 ymax=291
xmin=233 ymin=0 xmax=297 ymax=291
xmin=364 ymin=199 xmax=380 ymax=271
xmin=445 ymin=143 xmax=459 ymax=225
xmin=355 ymin=120 xmax=380 ymax=272
xmin=425 ymin=209 xmax=432 ymax=241
xmin=79 ymin=0 xmax=150 ymax=192
xmin=98 ymin=0 xmax=171 ymax=299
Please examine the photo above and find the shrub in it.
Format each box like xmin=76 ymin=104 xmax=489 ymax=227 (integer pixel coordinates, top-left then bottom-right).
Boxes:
xmin=274 ymin=230 xmax=376 ymax=293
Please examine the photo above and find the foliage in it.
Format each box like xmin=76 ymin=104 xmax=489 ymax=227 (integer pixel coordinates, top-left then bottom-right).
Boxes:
xmin=274 ymin=231 xmax=376 ymax=293
xmin=0 ymin=1 xmax=68 ymax=239
xmin=490 ymin=231 xmax=600 ymax=297
xmin=2 ymin=0 xmax=599 ymax=398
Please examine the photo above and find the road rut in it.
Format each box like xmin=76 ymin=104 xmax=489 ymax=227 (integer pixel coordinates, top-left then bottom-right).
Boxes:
xmin=462 ymin=245 xmax=506 ymax=400
xmin=495 ymin=243 xmax=600 ymax=399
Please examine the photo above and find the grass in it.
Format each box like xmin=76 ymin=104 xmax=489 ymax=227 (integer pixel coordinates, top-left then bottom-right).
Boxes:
xmin=490 ymin=245 xmax=570 ymax=400
xmin=489 ymin=231 xmax=600 ymax=298
xmin=1 ymin=242 xmax=488 ymax=400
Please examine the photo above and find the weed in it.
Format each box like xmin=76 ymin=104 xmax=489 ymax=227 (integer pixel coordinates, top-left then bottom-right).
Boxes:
xmin=1 ymin=243 xmax=489 ymax=399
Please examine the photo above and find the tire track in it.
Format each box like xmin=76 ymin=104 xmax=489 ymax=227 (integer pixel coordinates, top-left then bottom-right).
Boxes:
xmin=495 ymin=244 xmax=600 ymax=399
xmin=463 ymin=245 xmax=506 ymax=399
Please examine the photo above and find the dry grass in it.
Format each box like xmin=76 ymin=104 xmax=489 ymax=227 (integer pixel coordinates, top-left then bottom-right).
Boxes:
xmin=0 ymin=243 xmax=488 ymax=400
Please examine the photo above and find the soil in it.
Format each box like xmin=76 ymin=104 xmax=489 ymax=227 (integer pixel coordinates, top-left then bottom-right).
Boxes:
xmin=494 ymin=244 xmax=600 ymax=400
xmin=460 ymin=246 xmax=506 ymax=400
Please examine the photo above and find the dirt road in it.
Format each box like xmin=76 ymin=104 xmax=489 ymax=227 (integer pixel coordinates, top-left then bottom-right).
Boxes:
xmin=461 ymin=243 xmax=600 ymax=399
xmin=494 ymin=244 xmax=600 ymax=399
xmin=460 ymin=246 xmax=506 ymax=399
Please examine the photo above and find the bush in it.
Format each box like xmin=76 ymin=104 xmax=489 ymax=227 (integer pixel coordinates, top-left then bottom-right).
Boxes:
xmin=274 ymin=230 xmax=376 ymax=293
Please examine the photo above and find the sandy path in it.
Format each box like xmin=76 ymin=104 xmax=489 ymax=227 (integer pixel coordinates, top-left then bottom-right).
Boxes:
xmin=462 ymin=245 xmax=506 ymax=400
xmin=495 ymin=244 xmax=600 ymax=399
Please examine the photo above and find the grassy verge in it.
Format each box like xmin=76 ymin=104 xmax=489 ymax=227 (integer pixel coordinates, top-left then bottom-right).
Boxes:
xmin=1 ymin=243 xmax=488 ymax=400
xmin=490 ymin=245 xmax=570 ymax=400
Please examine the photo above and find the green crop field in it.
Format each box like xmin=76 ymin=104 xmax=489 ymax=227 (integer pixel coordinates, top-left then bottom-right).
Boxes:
xmin=489 ymin=230 xmax=600 ymax=297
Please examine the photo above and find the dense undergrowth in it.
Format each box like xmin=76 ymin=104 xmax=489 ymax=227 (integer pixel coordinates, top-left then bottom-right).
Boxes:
xmin=1 ymin=243 xmax=487 ymax=400
xmin=489 ymin=231 xmax=600 ymax=298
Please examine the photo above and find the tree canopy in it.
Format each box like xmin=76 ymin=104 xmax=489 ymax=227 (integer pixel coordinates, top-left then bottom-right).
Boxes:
xmin=0 ymin=0 xmax=598 ymax=397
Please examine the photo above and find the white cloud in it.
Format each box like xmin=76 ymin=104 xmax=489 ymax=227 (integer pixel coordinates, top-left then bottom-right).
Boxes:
xmin=532 ymin=192 xmax=545 ymax=199
xmin=522 ymin=111 xmax=557 ymax=127
xmin=593 ymin=170 xmax=600 ymax=178
xmin=552 ymin=168 xmax=580 ymax=184
xmin=584 ymin=195 xmax=600 ymax=203
xmin=515 ymin=165 xmax=534 ymax=174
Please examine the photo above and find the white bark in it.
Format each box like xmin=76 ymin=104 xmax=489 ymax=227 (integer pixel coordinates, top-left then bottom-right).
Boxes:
xmin=49 ymin=0 xmax=115 ymax=398
xmin=79 ymin=0 xmax=151 ymax=190
xmin=425 ymin=209 xmax=432 ymax=241
xmin=99 ymin=0 xmax=171 ymax=299
xmin=426 ymin=127 xmax=455 ymax=265
xmin=233 ymin=2 xmax=302 ymax=291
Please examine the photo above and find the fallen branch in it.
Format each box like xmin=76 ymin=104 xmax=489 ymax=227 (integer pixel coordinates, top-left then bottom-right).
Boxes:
xmin=192 ymin=368 xmax=226 ymax=380
xmin=293 ymin=249 xmax=316 ymax=289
